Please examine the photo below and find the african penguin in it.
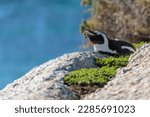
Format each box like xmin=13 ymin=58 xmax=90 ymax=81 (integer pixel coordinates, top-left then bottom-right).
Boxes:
xmin=83 ymin=29 xmax=135 ymax=56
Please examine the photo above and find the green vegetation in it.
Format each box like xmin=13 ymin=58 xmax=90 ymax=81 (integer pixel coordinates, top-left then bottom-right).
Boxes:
xmin=133 ymin=41 xmax=147 ymax=49
xmin=64 ymin=42 xmax=146 ymax=86
xmin=65 ymin=66 xmax=117 ymax=86
xmin=80 ymin=0 xmax=92 ymax=6
xmin=64 ymin=56 xmax=129 ymax=86
xmin=95 ymin=56 xmax=129 ymax=68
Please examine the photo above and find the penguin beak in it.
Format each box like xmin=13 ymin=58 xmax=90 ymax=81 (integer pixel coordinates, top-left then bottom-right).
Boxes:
xmin=83 ymin=29 xmax=98 ymax=44
xmin=83 ymin=29 xmax=96 ymax=36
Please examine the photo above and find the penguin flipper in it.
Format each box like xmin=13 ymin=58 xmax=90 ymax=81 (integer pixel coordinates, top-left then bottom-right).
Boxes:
xmin=98 ymin=51 xmax=118 ymax=56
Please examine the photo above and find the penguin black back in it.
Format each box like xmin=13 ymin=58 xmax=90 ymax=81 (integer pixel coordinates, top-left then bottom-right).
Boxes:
xmin=108 ymin=39 xmax=136 ymax=55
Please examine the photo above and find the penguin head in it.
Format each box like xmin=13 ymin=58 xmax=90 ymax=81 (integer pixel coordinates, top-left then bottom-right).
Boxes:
xmin=83 ymin=29 xmax=108 ymax=44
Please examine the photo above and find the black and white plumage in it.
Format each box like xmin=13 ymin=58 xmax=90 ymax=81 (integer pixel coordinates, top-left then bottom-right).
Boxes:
xmin=83 ymin=29 xmax=136 ymax=56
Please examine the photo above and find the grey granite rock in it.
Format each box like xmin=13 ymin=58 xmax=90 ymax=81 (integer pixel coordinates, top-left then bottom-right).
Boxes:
xmin=0 ymin=51 xmax=104 ymax=100
xmin=83 ymin=44 xmax=150 ymax=100
xmin=1 ymin=43 xmax=150 ymax=100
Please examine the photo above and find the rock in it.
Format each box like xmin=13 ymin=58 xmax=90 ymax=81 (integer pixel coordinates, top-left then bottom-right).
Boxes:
xmin=1 ymin=43 xmax=150 ymax=100
xmin=82 ymin=0 xmax=150 ymax=42
xmin=83 ymin=44 xmax=150 ymax=100
xmin=0 ymin=51 xmax=104 ymax=100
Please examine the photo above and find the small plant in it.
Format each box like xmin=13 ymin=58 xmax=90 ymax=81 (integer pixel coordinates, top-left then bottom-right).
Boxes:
xmin=95 ymin=56 xmax=129 ymax=68
xmin=64 ymin=66 xmax=117 ymax=86
xmin=133 ymin=41 xmax=147 ymax=49
xmin=81 ymin=0 xmax=92 ymax=6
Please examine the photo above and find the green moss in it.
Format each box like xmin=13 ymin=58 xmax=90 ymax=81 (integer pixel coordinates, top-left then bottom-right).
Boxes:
xmin=64 ymin=66 xmax=117 ymax=86
xmin=95 ymin=56 xmax=129 ymax=68
xmin=133 ymin=41 xmax=147 ymax=49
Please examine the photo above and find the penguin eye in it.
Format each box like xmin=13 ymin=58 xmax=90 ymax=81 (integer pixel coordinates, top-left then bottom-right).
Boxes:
xmin=94 ymin=31 xmax=101 ymax=35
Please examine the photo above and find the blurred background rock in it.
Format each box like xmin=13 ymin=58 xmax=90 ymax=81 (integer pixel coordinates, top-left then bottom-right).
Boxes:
xmin=81 ymin=0 xmax=150 ymax=42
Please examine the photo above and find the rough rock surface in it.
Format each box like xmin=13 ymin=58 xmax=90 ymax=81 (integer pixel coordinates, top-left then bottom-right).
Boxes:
xmin=0 ymin=44 xmax=150 ymax=100
xmin=0 ymin=52 xmax=104 ymax=100
xmin=83 ymin=44 xmax=150 ymax=100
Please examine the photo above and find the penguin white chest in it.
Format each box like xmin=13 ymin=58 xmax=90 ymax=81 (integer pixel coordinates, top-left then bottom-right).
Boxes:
xmin=93 ymin=44 xmax=117 ymax=54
